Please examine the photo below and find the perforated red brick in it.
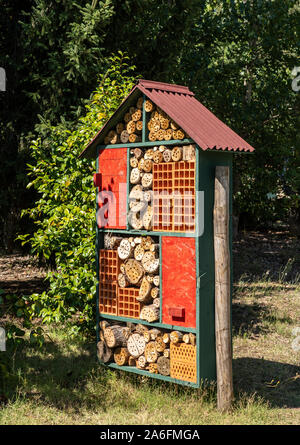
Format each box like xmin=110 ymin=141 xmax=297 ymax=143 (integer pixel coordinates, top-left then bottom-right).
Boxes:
xmin=117 ymin=287 xmax=142 ymax=319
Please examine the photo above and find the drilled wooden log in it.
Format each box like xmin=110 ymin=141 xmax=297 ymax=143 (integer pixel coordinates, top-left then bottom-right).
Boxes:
xmin=163 ymin=333 xmax=170 ymax=344
xmin=144 ymin=99 xmax=154 ymax=112
xmin=129 ymin=133 xmax=141 ymax=143
xmin=135 ymin=120 xmax=143 ymax=133
xmin=130 ymin=167 xmax=141 ymax=185
xmin=153 ymin=275 xmax=160 ymax=287
xmin=142 ymin=251 xmax=159 ymax=274
xmin=128 ymin=356 xmax=137 ymax=367
xmin=137 ymin=355 xmax=147 ymax=369
xmin=157 ymin=356 xmax=170 ymax=376
xmin=116 ymin=122 xmax=124 ymax=134
xmin=97 ymin=340 xmax=113 ymax=363
xmin=163 ymin=348 xmax=170 ymax=358
xmin=176 ymin=129 xmax=185 ymax=140
xmin=117 ymin=272 xmax=128 ymax=288
xmin=142 ymin=159 xmax=153 ymax=173
xmin=128 ymin=211 xmax=144 ymax=230
xmin=143 ymin=190 xmax=152 ymax=203
xmin=114 ymin=347 xmax=130 ymax=366
xmin=130 ymin=157 xmax=139 ymax=168
xmin=163 ymin=149 xmax=172 ymax=163
xmin=140 ymin=236 xmax=154 ymax=251
xmin=151 ymin=287 xmax=159 ymax=299
xmin=140 ymin=304 xmax=160 ymax=322
xmin=117 ymin=239 xmax=133 ymax=260
xmin=143 ymin=330 xmax=151 ymax=343
xmin=183 ymin=144 xmax=196 ymax=161
xmin=183 ymin=333 xmax=190 ymax=344
xmin=124 ymin=112 xmax=132 ymax=123
xmin=157 ymin=129 xmax=165 ymax=141
xmin=135 ymin=324 xmax=149 ymax=335
xmin=145 ymin=341 xmax=160 ymax=363
xmin=126 ymin=120 xmax=136 ymax=135
xmin=132 ymin=108 xmax=142 ymax=122
xmin=104 ymin=325 xmax=129 ymax=348
xmin=152 ymin=151 xmax=163 ymax=164
xmin=120 ymin=130 xmax=129 ymax=143
xmin=144 ymin=149 xmax=154 ymax=160
xmin=99 ymin=320 xmax=110 ymax=331
xmin=143 ymin=206 xmax=153 ymax=231
xmin=129 ymin=184 xmax=143 ymax=201
xmin=189 ymin=333 xmax=196 ymax=346
xmin=170 ymin=120 xmax=179 ymax=130
xmin=149 ymin=328 xmax=161 ymax=340
xmin=155 ymin=336 xmax=166 ymax=353
xmin=147 ymin=363 xmax=158 ymax=373
xmin=153 ymin=297 xmax=160 ymax=308
xmin=136 ymin=96 xmax=144 ymax=109
xmin=137 ymin=276 xmax=152 ymax=303
xmin=134 ymin=244 xmax=145 ymax=261
xmin=170 ymin=330 xmax=184 ymax=344
xmin=124 ymin=258 xmax=144 ymax=285
xmin=141 ymin=173 xmax=153 ymax=189
xmin=127 ymin=333 xmax=146 ymax=358
xmin=171 ymin=146 xmax=183 ymax=162
xmin=148 ymin=131 xmax=157 ymax=142
xmin=164 ymin=128 xmax=173 ymax=141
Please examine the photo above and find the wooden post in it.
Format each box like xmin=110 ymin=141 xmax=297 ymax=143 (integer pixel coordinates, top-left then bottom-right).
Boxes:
xmin=214 ymin=166 xmax=234 ymax=412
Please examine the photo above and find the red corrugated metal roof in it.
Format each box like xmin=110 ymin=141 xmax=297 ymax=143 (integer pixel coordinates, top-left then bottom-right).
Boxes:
xmin=80 ymin=79 xmax=255 ymax=158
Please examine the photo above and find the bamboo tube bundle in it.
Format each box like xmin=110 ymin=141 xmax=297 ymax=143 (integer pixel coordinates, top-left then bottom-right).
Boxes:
xmin=137 ymin=355 xmax=147 ymax=369
xmin=155 ymin=336 xmax=166 ymax=353
xmin=114 ymin=347 xmax=130 ymax=366
xmin=117 ymin=238 xmax=133 ymax=260
xmin=162 ymin=148 xmax=172 ymax=163
xmin=170 ymin=330 xmax=184 ymax=344
xmin=137 ymin=276 xmax=152 ymax=303
xmin=157 ymin=356 xmax=170 ymax=376
xmin=140 ymin=304 xmax=160 ymax=322
xmin=104 ymin=325 xmax=129 ymax=348
xmin=127 ymin=333 xmax=146 ymax=358
xmin=145 ymin=341 xmax=160 ymax=363
xmin=136 ymin=96 xmax=144 ymax=109
xmin=120 ymin=130 xmax=129 ymax=143
xmin=124 ymin=258 xmax=144 ymax=285
xmin=97 ymin=340 xmax=113 ymax=363
xmin=135 ymin=120 xmax=143 ymax=133
xmin=171 ymin=146 xmax=183 ymax=162
xmin=144 ymin=99 xmax=154 ymax=113
xmin=142 ymin=251 xmax=159 ymax=274
xmin=130 ymin=167 xmax=141 ymax=185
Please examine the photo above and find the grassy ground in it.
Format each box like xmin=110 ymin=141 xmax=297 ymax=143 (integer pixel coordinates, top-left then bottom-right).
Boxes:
xmin=0 ymin=229 xmax=299 ymax=425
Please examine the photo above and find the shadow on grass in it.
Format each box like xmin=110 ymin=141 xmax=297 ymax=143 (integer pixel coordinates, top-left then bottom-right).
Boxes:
xmin=233 ymin=357 xmax=300 ymax=409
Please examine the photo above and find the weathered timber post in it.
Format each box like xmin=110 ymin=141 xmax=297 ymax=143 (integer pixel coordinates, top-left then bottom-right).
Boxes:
xmin=214 ymin=166 xmax=234 ymax=412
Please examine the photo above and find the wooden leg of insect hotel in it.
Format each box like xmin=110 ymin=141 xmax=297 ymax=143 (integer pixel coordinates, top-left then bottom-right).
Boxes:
xmin=214 ymin=166 xmax=234 ymax=412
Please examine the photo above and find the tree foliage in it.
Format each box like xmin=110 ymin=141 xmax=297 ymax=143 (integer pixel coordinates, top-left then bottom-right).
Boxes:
xmin=18 ymin=54 xmax=137 ymax=335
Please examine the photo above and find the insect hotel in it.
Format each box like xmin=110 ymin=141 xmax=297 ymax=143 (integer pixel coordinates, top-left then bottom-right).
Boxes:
xmin=80 ymin=80 xmax=254 ymax=387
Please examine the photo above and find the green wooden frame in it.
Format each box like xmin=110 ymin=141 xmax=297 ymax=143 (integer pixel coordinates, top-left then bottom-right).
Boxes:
xmin=95 ymin=93 xmax=235 ymax=387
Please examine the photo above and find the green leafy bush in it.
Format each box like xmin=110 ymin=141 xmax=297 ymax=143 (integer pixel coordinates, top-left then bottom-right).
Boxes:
xmin=19 ymin=53 xmax=137 ymax=336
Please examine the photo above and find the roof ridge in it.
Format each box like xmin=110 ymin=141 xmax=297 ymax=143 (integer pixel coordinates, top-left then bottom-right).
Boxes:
xmin=138 ymin=79 xmax=194 ymax=96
